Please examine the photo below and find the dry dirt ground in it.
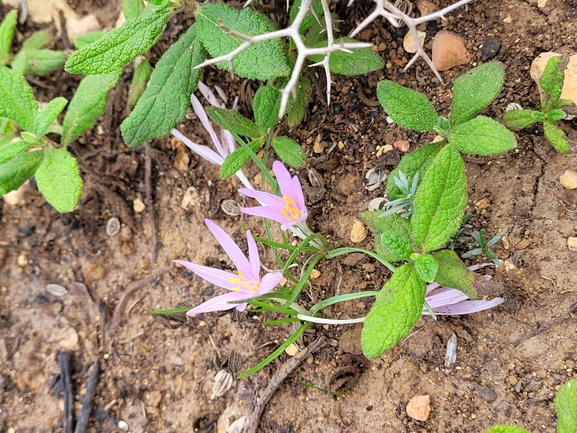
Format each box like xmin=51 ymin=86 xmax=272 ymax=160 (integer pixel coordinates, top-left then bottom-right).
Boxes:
xmin=1 ymin=0 xmax=577 ymax=432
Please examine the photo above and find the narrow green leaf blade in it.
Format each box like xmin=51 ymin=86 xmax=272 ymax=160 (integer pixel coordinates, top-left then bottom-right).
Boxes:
xmin=271 ymin=136 xmax=306 ymax=168
xmin=128 ymin=59 xmax=153 ymax=108
xmin=385 ymin=142 xmax=443 ymax=198
xmin=556 ymin=379 xmax=577 ymax=433
xmin=121 ymin=24 xmax=205 ymax=146
xmin=220 ymin=138 xmax=263 ymax=179
xmin=448 ymin=116 xmax=516 ymax=156
xmin=65 ymin=8 xmax=171 ymax=75
xmin=362 ymin=212 xmax=414 ymax=263
xmin=287 ymin=73 xmax=311 ymax=127
xmin=450 ymin=61 xmax=504 ymax=126
xmin=377 ymin=80 xmax=438 ymax=131
xmin=361 ymin=263 xmax=426 ymax=358
xmin=62 ymin=71 xmax=121 ymax=145
xmin=0 ymin=150 xmax=43 ymax=195
xmin=543 ymin=120 xmax=569 ymax=154
xmin=35 ymin=147 xmax=82 ymax=212
xmin=308 ymin=37 xmax=384 ymax=76
xmin=411 ymin=145 xmax=467 ymax=252
xmin=253 ymin=85 xmax=281 ymax=131
xmin=13 ymin=49 xmax=66 ymax=76
xmin=0 ymin=64 xmax=38 ymax=131
xmin=33 ymin=97 xmax=68 ymax=136
xmin=207 ymin=107 xmax=261 ymax=140
xmin=414 ymin=254 xmax=438 ymax=282
xmin=540 ymin=55 xmax=563 ymax=110
xmin=484 ymin=427 xmax=531 ymax=433
xmin=0 ymin=140 xmax=30 ymax=164
xmin=73 ymin=31 xmax=105 ymax=49
xmin=431 ymin=250 xmax=476 ymax=299
xmin=503 ymin=109 xmax=540 ymax=131
xmin=196 ymin=4 xmax=290 ymax=80
xmin=22 ymin=30 xmax=53 ymax=51
xmin=0 ymin=10 xmax=17 ymax=64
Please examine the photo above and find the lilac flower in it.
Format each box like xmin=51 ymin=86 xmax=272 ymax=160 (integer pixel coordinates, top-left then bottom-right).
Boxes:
xmin=175 ymin=220 xmax=283 ymax=315
xmin=239 ymin=161 xmax=308 ymax=231
xmin=423 ymin=264 xmax=504 ymax=315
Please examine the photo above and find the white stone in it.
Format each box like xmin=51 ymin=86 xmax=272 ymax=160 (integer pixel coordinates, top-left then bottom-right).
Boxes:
xmin=403 ymin=30 xmax=426 ymax=54
xmin=560 ymin=170 xmax=577 ymax=189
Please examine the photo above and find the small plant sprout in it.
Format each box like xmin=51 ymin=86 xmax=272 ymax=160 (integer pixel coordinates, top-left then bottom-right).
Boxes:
xmin=379 ymin=171 xmax=419 ymax=218
xmin=503 ymin=55 xmax=574 ymax=153
xmin=174 ymin=220 xmax=283 ymax=314
xmin=461 ymin=228 xmax=508 ymax=266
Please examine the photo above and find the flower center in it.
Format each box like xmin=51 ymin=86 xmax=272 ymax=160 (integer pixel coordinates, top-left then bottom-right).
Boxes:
xmin=281 ymin=196 xmax=301 ymax=222
xmin=228 ymin=271 xmax=260 ymax=292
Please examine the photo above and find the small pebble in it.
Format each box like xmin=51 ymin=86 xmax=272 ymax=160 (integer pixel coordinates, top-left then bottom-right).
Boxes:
xmin=432 ymin=31 xmax=471 ymax=71
xmin=403 ymin=30 xmax=426 ymax=54
xmin=560 ymin=170 xmax=577 ymax=189
xmin=310 ymin=269 xmax=321 ymax=279
xmin=481 ymin=36 xmax=501 ymax=61
xmin=350 ymin=220 xmax=368 ymax=243
xmin=567 ymin=237 xmax=577 ymax=252
xmin=133 ymin=198 xmax=146 ymax=213
xmin=406 ymin=395 xmax=431 ymax=421
xmin=17 ymin=254 xmax=28 ymax=267
xmin=393 ymin=140 xmax=410 ymax=153
xmin=106 ymin=217 xmax=121 ymax=237
xmin=118 ymin=420 xmax=129 ymax=431
xmin=475 ymin=384 xmax=498 ymax=402
xmin=285 ymin=343 xmax=300 ymax=356
xmin=46 ymin=284 xmax=68 ymax=297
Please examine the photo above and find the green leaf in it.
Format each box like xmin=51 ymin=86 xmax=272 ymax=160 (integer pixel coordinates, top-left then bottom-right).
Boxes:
xmin=431 ymin=250 xmax=477 ymax=299
xmin=128 ymin=59 xmax=153 ymax=108
xmin=33 ymin=97 xmax=68 ymax=136
xmin=556 ymin=378 xmax=577 ymax=433
xmin=271 ymin=136 xmax=306 ymax=168
xmin=308 ymin=37 xmax=384 ymax=76
xmin=414 ymin=254 xmax=438 ymax=282
xmin=196 ymin=4 xmax=290 ymax=81
xmin=381 ymin=232 xmax=413 ymax=260
xmin=448 ymin=116 xmax=516 ymax=156
xmin=220 ymin=138 xmax=263 ymax=179
xmin=0 ymin=140 xmax=30 ymax=164
xmin=21 ymin=131 xmax=43 ymax=145
xmin=287 ymin=73 xmax=311 ymax=127
xmin=362 ymin=212 xmax=414 ymax=263
xmin=0 ymin=10 xmax=17 ymax=65
xmin=289 ymin=0 xmax=323 ymax=34
xmin=65 ymin=8 xmax=171 ymax=75
xmin=450 ymin=61 xmax=504 ymax=126
xmin=11 ymin=49 xmax=66 ymax=76
xmin=361 ymin=263 xmax=426 ymax=358
xmin=543 ymin=120 xmax=569 ymax=154
xmin=0 ymin=150 xmax=43 ymax=195
xmin=207 ymin=107 xmax=262 ymax=140
xmin=377 ymin=80 xmax=438 ymax=131
xmin=21 ymin=30 xmax=53 ymax=51
xmin=503 ymin=109 xmax=540 ymax=131
xmin=123 ymin=0 xmax=145 ymax=20
xmin=253 ymin=85 xmax=281 ymax=131
xmin=546 ymin=108 xmax=567 ymax=121
xmin=434 ymin=116 xmax=450 ymax=136
xmin=540 ymin=55 xmax=563 ymax=110
xmin=385 ymin=142 xmax=443 ymax=198
xmin=411 ymin=144 xmax=467 ymax=253
xmin=121 ymin=23 xmax=205 ymax=146
xmin=35 ymin=147 xmax=82 ymax=212
xmin=0 ymin=64 xmax=38 ymax=131
xmin=484 ymin=427 xmax=531 ymax=433
xmin=62 ymin=71 xmax=121 ymax=145
xmin=73 ymin=31 xmax=105 ymax=49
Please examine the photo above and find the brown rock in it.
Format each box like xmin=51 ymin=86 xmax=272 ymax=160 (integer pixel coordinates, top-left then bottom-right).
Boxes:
xmin=393 ymin=140 xmax=411 ymax=153
xmin=350 ymin=220 xmax=368 ymax=243
xmin=432 ymin=31 xmax=471 ymax=71
xmin=406 ymin=395 xmax=431 ymax=421
xmin=560 ymin=170 xmax=577 ymax=189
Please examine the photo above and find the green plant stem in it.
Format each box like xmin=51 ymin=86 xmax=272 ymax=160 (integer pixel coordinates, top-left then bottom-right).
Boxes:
xmin=283 ymin=252 xmax=324 ymax=309
xmin=326 ymin=247 xmax=396 ymax=272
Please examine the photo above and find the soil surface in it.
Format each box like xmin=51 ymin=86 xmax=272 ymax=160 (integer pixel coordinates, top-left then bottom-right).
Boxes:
xmin=1 ymin=1 xmax=577 ymax=432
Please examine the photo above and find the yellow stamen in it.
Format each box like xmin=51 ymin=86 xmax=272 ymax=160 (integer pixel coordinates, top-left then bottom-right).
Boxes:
xmin=281 ymin=196 xmax=301 ymax=222
xmin=228 ymin=271 xmax=260 ymax=292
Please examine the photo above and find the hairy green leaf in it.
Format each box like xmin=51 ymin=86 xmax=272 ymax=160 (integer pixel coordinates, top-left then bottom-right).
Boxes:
xmin=448 ymin=116 xmax=516 ymax=156
xmin=33 ymin=97 xmax=68 ymax=136
xmin=0 ymin=150 xmax=43 ymax=195
xmin=556 ymin=379 xmax=577 ymax=433
xmin=65 ymin=8 xmax=171 ymax=75
xmin=377 ymin=80 xmax=438 ymax=131
xmin=62 ymin=71 xmax=121 ymax=145
xmin=450 ymin=61 xmax=504 ymax=126
xmin=381 ymin=232 xmax=413 ymax=260
xmin=73 ymin=31 xmax=105 ymax=49
xmin=503 ymin=109 xmax=540 ymax=131
xmin=254 ymin=85 xmax=281 ymax=131
xmin=196 ymin=4 xmax=290 ymax=80
xmin=121 ymin=24 xmax=205 ymax=146
xmin=128 ymin=59 xmax=152 ymax=108
xmin=0 ymin=140 xmax=30 ymax=164
xmin=414 ymin=254 xmax=438 ymax=282
xmin=543 ymin=119 xmax=569 ymax=154
xmin=207 ymin=107 xmax=262 ymax=140
xmin=221 ymin=139 xmax=263 ymax=179
xmin=540 ymin=55 xmax=563 ymax=110
xmin=546 ymin=108 xmax=567 ymax=121
xmin=0 ymin=64 xmax=38 ymax=131
xmin=35 ymin=147 xmax=82 ymax=212
xmin=484 ymin=427 xmax=531 ymax=433
xmin=431 ymin=250 xmax=477 ymax=299
xmin=11 ymin=49 xmax=66 ymax=76
xmin=271 ymin=136 xmax=306 ymax=168
xmin=0 ymin=10 xmax=17 ymax=65
xmin=385 ymin=142 xmax=443 ymax=198
xmin=362 ymin=212 xmax=414 ymax=263
xmin=411 ymin=144 xmax=467 ymax=252
xmin=289 ymin=0 xmax=323 ymax=35
xmin=361 ymin=263 xmax=426 ymax=358
xmin=123 ymin=0 xmax=145 ymax=20
xmin=22 ymin=30 xmax=53 ymax=51
xmin=308 ymin=37 xmax=384 ymax=76
xmin=287 ymin=73 xmax=311 ymax=127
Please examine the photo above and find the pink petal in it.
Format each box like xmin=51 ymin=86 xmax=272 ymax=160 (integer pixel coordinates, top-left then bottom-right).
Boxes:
xmin=187 ymin=291 xmax=248 ymax=315
xmin=174 ymin=260 xmax=237 ymax=290
xmin=425 ymin=288 xmax=469 ymax=308
xmin=239 ymin=188 xmax=287 ymax=208
xmin=256 ymin=272 xmax=283 ymax=295
xmin=221 ymin=129 xmax=237 ymax=155
xmin=246 ymin=230 xmax=261 ymax=281
xmin=191 ymin=94 xmax=226 ymax=158
xmin=273 ymin=161 xmax=306 ymax=210
xmin=198 ymin=82 xmax=222 ymax=108
xmin=205 ymin=220 xmax=253 ymax=279
xmin=431 ymin=298 xmax=504 ymax=315
xmin=240 ymin=205 xmax=287 ymax=226
xmin=171 ymin=129 xmax=224 ymax=165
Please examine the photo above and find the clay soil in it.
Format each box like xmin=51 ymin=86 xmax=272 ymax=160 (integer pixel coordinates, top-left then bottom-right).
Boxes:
xmin=1 ymin=0 xmax=576 ymax=432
